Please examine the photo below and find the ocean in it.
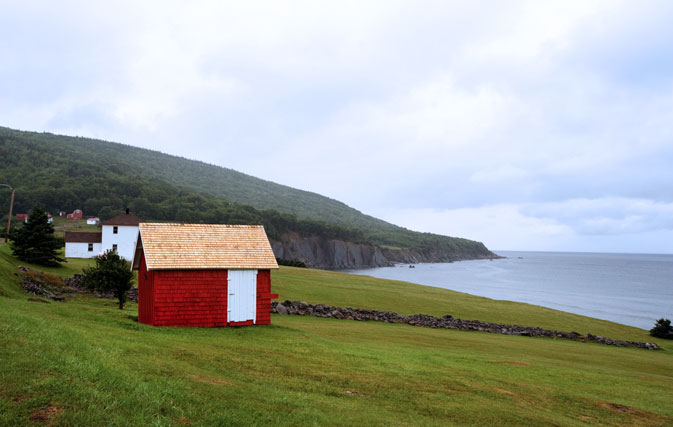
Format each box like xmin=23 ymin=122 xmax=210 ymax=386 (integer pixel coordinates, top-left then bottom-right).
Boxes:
xmin=343 ymin=251 xmax=673 ymax=330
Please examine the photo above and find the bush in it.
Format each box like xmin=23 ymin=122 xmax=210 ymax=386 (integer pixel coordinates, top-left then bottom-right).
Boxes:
xmin=649 ymin=318 xmax=673 ymax=339
xmin=82 ymin=250 xmax=134 ymax=309
xmin=276 ymin=258 xmax=307 ymax=268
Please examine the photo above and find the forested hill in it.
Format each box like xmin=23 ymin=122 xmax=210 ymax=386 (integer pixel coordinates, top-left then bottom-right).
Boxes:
xmin=0 ymin=126 xmax=495 ymax=263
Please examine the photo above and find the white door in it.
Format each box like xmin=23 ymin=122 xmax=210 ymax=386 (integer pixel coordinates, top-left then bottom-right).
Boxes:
xmin=227 ymin=270 xmax=258 ymax=323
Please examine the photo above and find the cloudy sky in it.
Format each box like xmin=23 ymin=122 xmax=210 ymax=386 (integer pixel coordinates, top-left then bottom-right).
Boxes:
xmin=2 ymin=1 xmax=673 ymax=253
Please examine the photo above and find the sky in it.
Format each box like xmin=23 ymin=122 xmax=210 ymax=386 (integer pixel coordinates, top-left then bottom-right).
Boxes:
xmin=2 ymin=1 xmax=673 ymax=253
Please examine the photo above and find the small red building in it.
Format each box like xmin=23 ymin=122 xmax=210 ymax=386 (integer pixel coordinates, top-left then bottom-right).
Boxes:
xmin=67 ymin=209 xmax=83 ymax=220
xmin=132 ymin=223 xmax=279 ymax=327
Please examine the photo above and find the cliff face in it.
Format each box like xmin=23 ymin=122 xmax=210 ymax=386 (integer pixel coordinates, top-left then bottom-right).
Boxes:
xmin=271 ymin=234 xmax=392 ymax=269
xmin=380 ymin=247 xmax=497 ymax=264
xmin=271 ymin=233 xmax=497 ymax=269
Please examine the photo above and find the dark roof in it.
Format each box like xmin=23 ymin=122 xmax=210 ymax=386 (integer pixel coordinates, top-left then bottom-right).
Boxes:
xmin=102 ymin=213 xmax=142 ymax=226
xmin=65 ymin=232 xmax=102 ymax=243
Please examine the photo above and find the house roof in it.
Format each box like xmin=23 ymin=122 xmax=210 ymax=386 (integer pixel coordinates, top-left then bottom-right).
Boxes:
xmin=65 ymin=231 xmax=102 ymax=243
xmin=102 ymin=213 xmax=141 ymax=226
xmin=134 ymin=223 xmax=279 ymax=270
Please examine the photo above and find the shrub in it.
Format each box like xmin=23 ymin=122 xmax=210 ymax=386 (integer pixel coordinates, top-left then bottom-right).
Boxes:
xmin=81 ymin=250 xmax=134 ymax=309
xmin=649 ymin=318 xmax=673 ymax=339
xmin=276 ymin=258 xmax=307 ymax=268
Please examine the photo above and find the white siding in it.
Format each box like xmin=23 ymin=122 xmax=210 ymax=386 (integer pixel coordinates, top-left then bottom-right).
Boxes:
xmin=227 ymin=270 xmax=257 ymax=323
xmin=65 ymin=242 xmax=102 ymax=258
xmin=102 ymin=225 xmax=139 ymax=261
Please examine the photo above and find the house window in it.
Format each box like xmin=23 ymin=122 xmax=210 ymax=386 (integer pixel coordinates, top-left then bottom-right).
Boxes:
xmin=88 ymin=243 xmax=93 ymax=251
xmin=113 ymin=244 xmax=118 ymax=252
xmin=113 ymin=226 xmax=118 ymax=234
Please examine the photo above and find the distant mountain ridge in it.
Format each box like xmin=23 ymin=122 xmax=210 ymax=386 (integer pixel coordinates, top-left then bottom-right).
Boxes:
xmin=0 ymin=126 xmax=496 ymax=267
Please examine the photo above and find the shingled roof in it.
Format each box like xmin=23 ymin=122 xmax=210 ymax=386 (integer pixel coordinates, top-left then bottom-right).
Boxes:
xmin=64 ymin=232 xmax=102 ymax=243
xmin=134 ymin=223 xmax=279 ymax=270
xmin=102 ymin=213 xmax=142 ymax=226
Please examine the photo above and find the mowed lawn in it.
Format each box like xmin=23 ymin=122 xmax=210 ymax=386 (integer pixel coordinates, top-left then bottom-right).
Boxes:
xmin=0 ymin=244 xmax=672 ymax=426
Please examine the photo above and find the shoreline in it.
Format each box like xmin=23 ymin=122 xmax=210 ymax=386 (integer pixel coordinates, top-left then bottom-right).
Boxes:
xmin=341 ymin=252 xmax=672 ymax=330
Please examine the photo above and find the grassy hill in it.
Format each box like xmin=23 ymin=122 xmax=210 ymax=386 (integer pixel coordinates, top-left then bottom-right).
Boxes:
xmin=0 ymin=126 xmax=492 ymax=258
xmin=1 ymin=244 xmax=672 ymax=425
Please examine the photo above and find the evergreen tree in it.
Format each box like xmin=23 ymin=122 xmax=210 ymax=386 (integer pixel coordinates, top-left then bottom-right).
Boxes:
xmin=649 ymin=318 xmax=673 ymax=339
xmin=10 ymin=206 xmax=64 ymax=266
xmin=81 ymin=250 xmax=134 ymax=309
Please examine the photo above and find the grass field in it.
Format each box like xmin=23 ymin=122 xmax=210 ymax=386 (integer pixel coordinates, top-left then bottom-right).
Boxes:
xmin=1 ymin=243 xmax=672 ymax=425
xmin=50 ymin=216 xmax=100 ymax=239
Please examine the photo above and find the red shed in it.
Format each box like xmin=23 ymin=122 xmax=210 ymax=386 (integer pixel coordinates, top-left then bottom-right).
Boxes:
xmin=67 ymin=209 xmax=83 ymax=220
xmin=132 ymin=223 xmax=279 ymax=327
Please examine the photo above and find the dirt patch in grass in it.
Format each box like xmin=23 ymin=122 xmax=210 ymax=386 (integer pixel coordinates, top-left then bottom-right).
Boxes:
xmin=599 ymin=402 xmax=666 ymax=426
xmin=492 ymin=360 xmax=531 ymax=367
xmin=494 ymin=388 xmax=516 ymax=396
xmin=12 ymin=393 xmax=33 ymax=404
xmin=29 ymin=405 xmax=63 ymax=425
xmin=187 ymin=374 xmax=238 ymax=387
xmin=602 ymin=402 xmax=640 ymax=413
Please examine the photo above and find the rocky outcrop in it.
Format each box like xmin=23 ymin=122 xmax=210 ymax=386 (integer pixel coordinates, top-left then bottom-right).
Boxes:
xmin=380 ymin=247 xmax=499 ymax=264
xmin=271 ymin=233 xmax=499 ymax=269
xmin=272 ymin=300 xmax=661 ymax=350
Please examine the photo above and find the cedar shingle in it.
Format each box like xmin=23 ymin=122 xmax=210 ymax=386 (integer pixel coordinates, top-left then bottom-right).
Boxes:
xmin=138 ymin=223 xmax=279 ymax=270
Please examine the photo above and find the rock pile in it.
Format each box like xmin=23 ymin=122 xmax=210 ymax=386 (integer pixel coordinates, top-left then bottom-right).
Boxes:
xmin=584 ymin=333 xmax=659 ymax=349
xmin=272 ymin=300 xmax=660 ymax=350
xmin=63 ymin=273 xmax=138 ymax=302
xmin=17 ymin=267 xmax=138 ymax=303
xmin=17 ymin=267 xmax=66 ymax=301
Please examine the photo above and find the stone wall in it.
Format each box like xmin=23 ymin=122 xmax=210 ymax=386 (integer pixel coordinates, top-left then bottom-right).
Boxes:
xmin=272 ymin=300 xmax=661 ymax=350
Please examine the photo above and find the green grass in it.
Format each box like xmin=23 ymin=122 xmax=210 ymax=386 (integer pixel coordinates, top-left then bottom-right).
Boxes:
xmin=1 ymin=243 xmax=672 ymax=426
xmin=51 ymin=217 xmax=101 ymax=239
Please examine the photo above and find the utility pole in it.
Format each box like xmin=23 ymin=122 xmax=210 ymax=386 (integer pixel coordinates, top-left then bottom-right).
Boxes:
xmin=1 ymin=184 xmax=14 ymax=243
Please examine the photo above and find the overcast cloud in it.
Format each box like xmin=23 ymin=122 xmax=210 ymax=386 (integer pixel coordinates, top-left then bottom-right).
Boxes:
xmin=2 ymin=1 xmax=673 ymax=253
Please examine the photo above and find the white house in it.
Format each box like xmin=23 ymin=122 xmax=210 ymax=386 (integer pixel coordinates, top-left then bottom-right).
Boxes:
xmin=64 ymin=211 xmax=141 ymax=260
xmin=86 ymin=217 xmax=100 ymax=225
xmin=101 ymin=212 xmax=141 ymax=260
xmin=64 ymin=232 xmax=102 ymax=258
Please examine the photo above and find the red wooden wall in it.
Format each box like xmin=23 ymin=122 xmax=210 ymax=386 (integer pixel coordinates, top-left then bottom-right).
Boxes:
xmin=256 ymin=269 xmax=274 ymax=325
xmin=137 ymin=254 xmax=154 ymax=325
xmin=151 ymin=270 xmax=229 ymax=327
xmin=137 ymin=253 xmax=276 ymax=327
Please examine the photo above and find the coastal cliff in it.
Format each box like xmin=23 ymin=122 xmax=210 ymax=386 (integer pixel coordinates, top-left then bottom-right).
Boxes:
xmin=271 ymin=233 xmax=497 ymax=269
xmin=271 ymin=234 xmax=391 ymax=269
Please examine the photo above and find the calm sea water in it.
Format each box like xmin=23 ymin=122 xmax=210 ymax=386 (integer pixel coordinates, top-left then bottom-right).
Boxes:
xmin=343 ymin=251 xmax=673 ymax=330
